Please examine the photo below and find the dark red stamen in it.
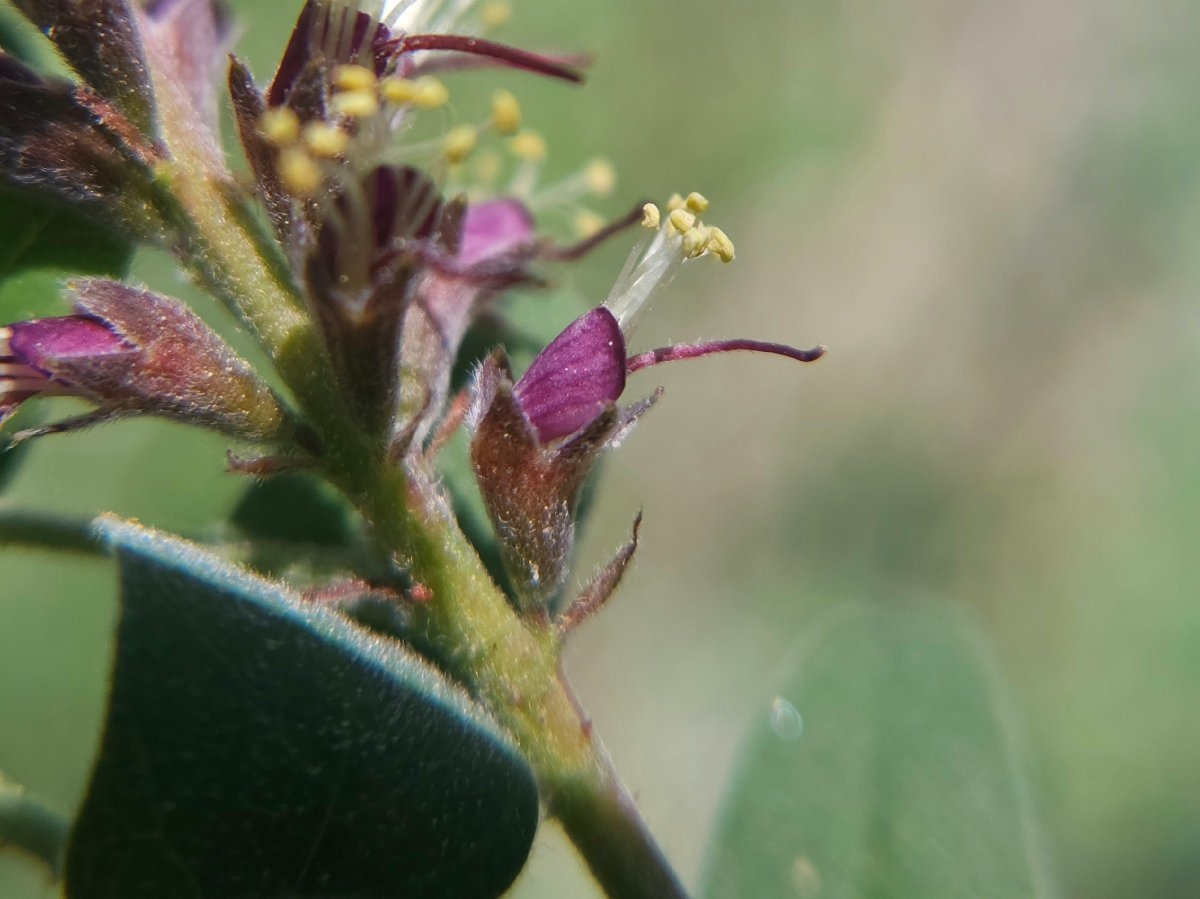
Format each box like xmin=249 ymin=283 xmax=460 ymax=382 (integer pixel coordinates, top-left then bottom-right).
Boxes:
xmin=386 ymin=34 xmax=584 ymax=83
xmin=626 ymin=340 xmax=827 ymax=374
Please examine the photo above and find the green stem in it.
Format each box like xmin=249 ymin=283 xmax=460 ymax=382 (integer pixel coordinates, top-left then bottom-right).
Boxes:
xmin=0 ymin=778 xmax=69 ymax=878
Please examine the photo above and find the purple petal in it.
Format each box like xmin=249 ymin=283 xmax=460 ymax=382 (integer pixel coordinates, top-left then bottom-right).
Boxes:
xmin=459 ymin=199 xmax=536 ymax=267
xmin=8 ymin=316 xmax=129 ymax=369
xmin=269 ymin=0 xmax=392 ymax=108
xmin=514 ymin=307 xmax=626 ymax=443
xmin=625 ymin=338 xmax=827 ymax=374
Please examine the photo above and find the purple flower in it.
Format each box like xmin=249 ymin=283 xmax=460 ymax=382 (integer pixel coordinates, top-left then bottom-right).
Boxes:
xmin=470 ymin=195 xmax=825 ymax=609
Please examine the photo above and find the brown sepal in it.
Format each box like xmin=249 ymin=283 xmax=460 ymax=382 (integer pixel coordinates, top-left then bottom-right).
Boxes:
xmin=469 ymin=351 xmax=618 ymax=611
xmin=556 ymin=512 xmax=642 ymax=635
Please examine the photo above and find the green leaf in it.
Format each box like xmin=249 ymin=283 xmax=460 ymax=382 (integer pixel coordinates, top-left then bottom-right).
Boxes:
xmin=0 ymin=189 xmax=133 ymax=321
xmin=66 ymin=517 xmax=539 ymax=899
xmin=230 ymin=472 xmax=359 ymax=548
xmin=703 ymin=600 xmax=1054 ymax=899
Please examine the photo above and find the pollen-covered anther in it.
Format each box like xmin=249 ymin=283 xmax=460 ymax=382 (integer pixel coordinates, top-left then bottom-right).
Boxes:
xmin=303 ymin=122 xmax=350 ymax=159
xmin=332 ymin=64 xmax=377 ymax=93
xmin=707 ymin=226 xmax=736 ymax=262
xmin=574 ymin=210 xmax=605 ymax=239
xmin=681 ymin=225 xmax=711 ymax=259
xmin=443 ymin=125 xmax=479 ymax=164
xmin=331 ymin=89 xmax=380 ymax=119
xmin=666 ymin=192 xmax=686 ymax=212
xmin=685 ymin=191 xmax=710 ymax=213
xmin=380 ymin=75 xmax=450 ymax=109
xmin=509 ymin=130 xmax=547 ymax=163
xmin=668 ymin=207 xmax=697 ymax=234
xmin=278 ymin=147 xmax=324 ymax=197
xmin=641 ymin=203 xmax=661 ymax=229
xmin=491 ymin=89 xmax=522 ymax=135
xmin=585 ymin=158 xmax=617 ymax=196
xmin=260 ymin=107 xmax=301 ymax=147
xmin=482 ymin=0 xmax=512 ymax=28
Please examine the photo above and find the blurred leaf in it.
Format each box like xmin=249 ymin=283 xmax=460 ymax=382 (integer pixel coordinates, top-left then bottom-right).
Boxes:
xmin=0 ymin=2 xmax=70 ymax=77
xmin=703 ymin=600 xmax=1052 ymax=899
xmin=66 ymin=517 xmax=539 ymax=899
xmin=230 ymin=471 xmax=359 ymax=547
xmin=0 ymin=189 xmax=133 ymax=321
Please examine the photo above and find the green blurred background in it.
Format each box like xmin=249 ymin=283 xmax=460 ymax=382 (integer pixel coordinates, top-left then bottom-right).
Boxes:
xmin=3 ymin=0 xmax=1200 ymax=896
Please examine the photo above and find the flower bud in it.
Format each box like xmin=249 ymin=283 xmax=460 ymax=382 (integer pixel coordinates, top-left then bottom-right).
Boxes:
xmin=1 ymin=279 xmax=296 ymax=443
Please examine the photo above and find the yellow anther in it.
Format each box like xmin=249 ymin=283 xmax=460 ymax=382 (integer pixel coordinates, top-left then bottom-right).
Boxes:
xmin=331 ymin=89 xmax=379 ymax=119
xmin=707 ymin=225 xmax=735 ymax=262
xmin=333 ymin=64 xmax=377 ymax=92
xmin=682 ymin=225 xmax=711 ymax=258
xmin=685 ymin=191 xmax=709 ymax=213
xmin=584 ymin=158 xmax=616 ymax=196
xmin=278 ymin=147 xmax=323 ymax=197
xmin=641 ymin=203 xmax=661 ymax=229
xmin=414 ymin=76 xmax=450 ymax=108
xmin=509 ymin=129 xmax=546 ymax=162
xmin=381 ymin=75 xmax=449 ymax=108
xmin=574 ymin=210 xmax=605 ymax=239
xmin=380 ymin=77 xmax=417 ymax=104
xmin=302 ymin=121 xmax=350 ymax=158
xmin=491 ymin=89 xmax=522 ymax=135
xmin=443 ymin=125 xmax=478 ymax=164
xmin=260 ymin=107 xmax=300 ymax=146
xmin=666 ymin=192 xmax=686 ymax=212
xmin=482 ymin=0 xmax=512 ymax=28
xmin=668 ymin=207 xmax=696 ymax=233
xmin=473 ymin=150 xmax=503 ymax=186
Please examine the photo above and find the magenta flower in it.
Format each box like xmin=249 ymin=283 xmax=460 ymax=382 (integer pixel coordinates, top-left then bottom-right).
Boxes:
xmin=470 ymin=196 xmax=825 ymax=608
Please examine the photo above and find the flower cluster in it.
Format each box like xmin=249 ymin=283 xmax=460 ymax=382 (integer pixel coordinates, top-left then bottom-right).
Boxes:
xmin=0 ymin=0 xmax=824 ymax=619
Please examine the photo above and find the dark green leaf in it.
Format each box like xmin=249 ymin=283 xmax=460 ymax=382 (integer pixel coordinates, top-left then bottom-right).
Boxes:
xmin=703 ymin=600 xmax=1053 ymax=899
xmin=230 ymin=472 xmax=359 ymax=548
xmin=0 ymin=188 xmax=133 ymax=321
xmin=67 ymin=517 xmax=539 ymax=899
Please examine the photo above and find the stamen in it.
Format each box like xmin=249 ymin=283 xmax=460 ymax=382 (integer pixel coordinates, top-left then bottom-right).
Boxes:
xmin=573 ymin=210 xmax=604 ymax=239
xmin=603 ymin=189 xmax=736 ymax=333
xmin=491 ymin=88 xmax=522 ymax=134
xmin=261 ymin=107 xmax=301 ymax=146
xmin=681 ymin=225 xmax=710 ymax=258
xmin=481 ymin=0 xmax=511 ymax=28
xmin=668 ymin=208 xmax=695 ymax=233
xmin=585 ymin=158 xmax=616 ymax=196
xmin=443 ymin=125 xmax=479 ymax=163
xmin=331 ymin=89 xmax=381 ymax=118
xmin=279 ymin=147 xmax=324 ymax=196
xmin=303 ymin=122 xmax=351 ymax=158
xmin=333 ymin=63 xmax=378 ymax=92
xmin=706 ymin=226 xmax=735 ymax=262
xmin=509 ymin=129 xmax=546 ymax=162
